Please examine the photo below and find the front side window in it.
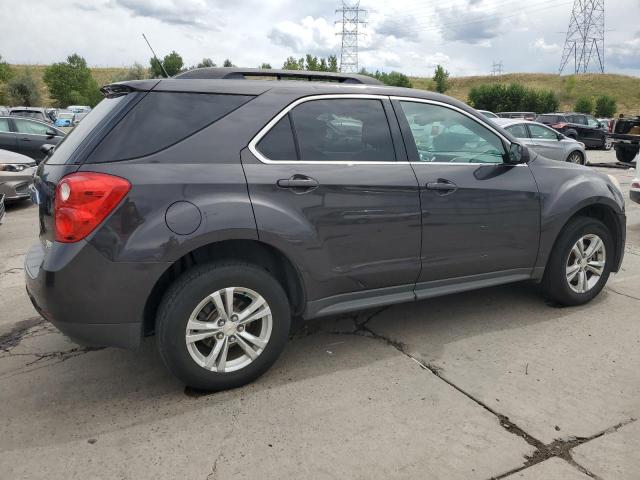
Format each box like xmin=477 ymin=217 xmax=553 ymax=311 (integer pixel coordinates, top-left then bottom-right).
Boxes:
xmin=399 ymin=101 xmax=506 ymax=163
xmin=14 ymin=119 xmax=50 ymax=135
xmin=586 ymin=116 xmax=600 ymax=127
xmin=529 ymin=124 xmax=558 ymax=140
xmin=289 ymin=99 xmax=396 ymax=162
xmin=0 ymin=118 xmax=10 ymax=133
xmin=505 ymin=124 xmax=529 ymax=139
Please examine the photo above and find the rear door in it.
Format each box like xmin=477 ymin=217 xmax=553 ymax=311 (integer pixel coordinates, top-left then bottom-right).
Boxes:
xmin=0 ymin=118 xmax=18 ymax=153
xmin=243 ymin=95 xmax=422 ymax=306
xmin=13 ymin=118 xmax=62 ymax=161
xmin=527 ymin=123 xmax=565 ymax=161
xmin=393 ymin=98 xmax=540 ymax=289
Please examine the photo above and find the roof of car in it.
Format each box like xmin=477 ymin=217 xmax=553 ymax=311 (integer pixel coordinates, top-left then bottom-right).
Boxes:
xmin=175 ymin=67 xmax=384 ymax=85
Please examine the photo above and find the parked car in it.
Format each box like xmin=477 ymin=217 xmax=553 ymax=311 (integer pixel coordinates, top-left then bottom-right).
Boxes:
xmin=54 ymin=111 xmax=76 ymax=128
xmin=0 ymin=116 xmax=65 ymax=162
xmin=497 ymin=112 xmax=536 ymax=120
xmin=0 ymin=192 xmax=5 ymax=224
xmin=493 ymin=119 xmax=587 ymax=164
xmin=535 ymin=113 xmax=610 ymax=150
xmin=478 ymin=110 xmax=498 ymax=119
xmin=0 ymin=106 xmax=9 ymax=116
xmin=631 ymin=159 xmax=639 ymax=204
xmin=25 ymin=68 xmax=626 ymax=391
xmin=9 ymin=107 xmax=52 ymax=124
xmin=72 ymin=112 xmax=88 ymax=126
xmin=597 ymin=118 xmax=611 ymax=131
xmin=67 ymin=105 xmax=91 ymax=113
xmin=0 ymin=149 xmax=36 ymax=202
xmin=608 ymin=115 xmax=640 ymax=164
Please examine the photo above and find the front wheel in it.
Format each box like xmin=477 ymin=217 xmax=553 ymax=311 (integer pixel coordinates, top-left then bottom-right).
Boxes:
xmin=156 ymin=262 xmax=291 ymax=391
xmin=542 ymin=217 xmax=613 ymax=306
xmin=566 ymin=151 xmax=584 ymax=165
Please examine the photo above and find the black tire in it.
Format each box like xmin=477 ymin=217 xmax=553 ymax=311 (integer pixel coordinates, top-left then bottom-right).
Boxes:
xmin=156 ymin=262 xmax=291 ymax=391
xmin=615 ymin=148 xmax=638 ymax=163
xmin=566 ymin=151 xmax=584 ymax=165
xmin=541 ymin=216 xmax=613 ymax=306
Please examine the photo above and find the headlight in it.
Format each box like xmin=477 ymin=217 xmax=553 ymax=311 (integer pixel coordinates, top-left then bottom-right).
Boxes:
xmin=0 ymin=163 xmax=34 ymax=172
xmin=607 ymin=174 xmax=622 ymax=193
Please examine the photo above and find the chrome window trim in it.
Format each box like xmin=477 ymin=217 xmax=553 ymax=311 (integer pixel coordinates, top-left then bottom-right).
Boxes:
xmin=248 ymin=93 xmax=513 ymax=166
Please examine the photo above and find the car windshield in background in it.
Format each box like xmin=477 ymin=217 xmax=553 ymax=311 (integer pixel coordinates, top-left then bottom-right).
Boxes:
xmin=11 ymin=111 xmax=45 ymax=121
xmin=45 ymin=94 xmax=129 ymax=165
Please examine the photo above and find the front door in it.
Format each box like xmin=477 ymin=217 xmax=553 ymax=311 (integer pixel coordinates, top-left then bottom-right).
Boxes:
xmin=13 ymin=118 xmax=58 ymax=161
xmin=242 ymin=96 xmax=422 ymax=306
xmin=527 ymin=123 xmax=565 ymax=161
xmin=393 ymin=99 xmax=541 ymax=287
xmin=0 ymin=118 xmax=18 ymax=154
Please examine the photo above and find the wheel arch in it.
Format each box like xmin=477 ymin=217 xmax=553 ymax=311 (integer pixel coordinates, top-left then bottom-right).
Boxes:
xmin=536 ymin=200 xmax=624 ymax=280
xmin=142 ymin=239 xmax=306 ymax=336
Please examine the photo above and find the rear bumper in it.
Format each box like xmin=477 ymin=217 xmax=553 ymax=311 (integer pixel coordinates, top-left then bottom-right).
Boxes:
xmin=631 ymin=189 xmax=640 ymax=204
xmin=25 ymin=240 xmax=169 ymax=349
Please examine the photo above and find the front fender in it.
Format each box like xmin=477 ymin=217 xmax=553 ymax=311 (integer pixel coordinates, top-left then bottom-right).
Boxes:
xmin=530 ymin=158 xmax=625 ymax=276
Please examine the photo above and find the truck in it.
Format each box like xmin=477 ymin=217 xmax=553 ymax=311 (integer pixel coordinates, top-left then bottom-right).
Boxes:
xmin=609 ymin=115 xmax=640 ymax=164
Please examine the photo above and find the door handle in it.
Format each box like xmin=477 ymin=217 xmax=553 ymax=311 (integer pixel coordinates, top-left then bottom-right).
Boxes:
xmin=426 ymin=179 xmax=457 ymax=195
xmin=21 ymin=137 xmax=31 ymax=141
xmin=277 ymin=175 xmax=319 ymax=192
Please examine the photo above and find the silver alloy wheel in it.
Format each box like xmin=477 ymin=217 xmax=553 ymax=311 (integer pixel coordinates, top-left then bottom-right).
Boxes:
xmin=567 ymin=152 xmax=583 ymax=164
xmin=604 ymin=138 xmax=613 ymax=150
xmin=565 ymin=234 xmax=606 ymax=294
xmin=185 ymin=287 xmax=272 ymax=373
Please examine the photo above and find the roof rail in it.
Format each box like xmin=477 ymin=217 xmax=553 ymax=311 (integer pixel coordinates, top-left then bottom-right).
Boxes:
xmin=174 ymin=67 xmax=383 ymax=85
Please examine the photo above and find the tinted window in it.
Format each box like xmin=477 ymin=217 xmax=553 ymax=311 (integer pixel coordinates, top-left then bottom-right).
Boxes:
xmin=290 ymin=99 xmax=396 ymax=162
xmin=586 ymin=116 xmax=600 ymax=127
xmin=257 ymin=114 xmax=297 ymax=160
xmin=529 ymin=124 xmax=558 ymax=140
xmin=0 ymin=118 xmax=10 ymax=133
xmin=47 ymin=95 xmax=123 ymax=165
xmin=536 ymin=115 xmax=559 ymax=123
xmin=88 ymin=92 xmax=253 ymax=163
xmin=10 ymin=110 xmax=45 ymax=121
xmin=505 ymin=124 xmax=529 ymax=139
xmin=14 ymin=119 xmax=50 ymax=135
xmin=568 ymin=115 xmax=587 ymax=125
xmin=400 ymin=101 xmax=505 ymax=163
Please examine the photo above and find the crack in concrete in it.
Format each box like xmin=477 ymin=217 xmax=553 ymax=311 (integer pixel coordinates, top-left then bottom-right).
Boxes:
xmin=0 ymin=267 xmax=23 ymax=276
xmin=331 ymin=317 xmax=637 ymax=480
xmin=0 ymin=317 xmax=46 ymax=352
xmin=606 ymin=286 xmax=640 ymax=302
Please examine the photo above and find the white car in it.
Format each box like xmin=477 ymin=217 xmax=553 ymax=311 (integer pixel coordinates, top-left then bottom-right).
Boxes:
xmin=631 ymin=157 xmax=639 ymax=204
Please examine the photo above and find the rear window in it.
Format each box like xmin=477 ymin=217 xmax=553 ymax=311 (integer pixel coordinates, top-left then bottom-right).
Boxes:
xmin=536 ymin=115 xmax=560 ymax=123
xmin=87 ymin=92 xmax=253 ymax=163
xmin=46 ymin=95 xmax=128 ymax=165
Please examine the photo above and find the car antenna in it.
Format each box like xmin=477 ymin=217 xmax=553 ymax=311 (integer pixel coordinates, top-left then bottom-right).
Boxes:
xmin=142 ymin=33 xmax=169 ymax=78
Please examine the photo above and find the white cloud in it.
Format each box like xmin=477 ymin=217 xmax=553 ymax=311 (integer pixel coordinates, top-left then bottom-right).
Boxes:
xmin=530 ymin=38 xmax=561 ymax=53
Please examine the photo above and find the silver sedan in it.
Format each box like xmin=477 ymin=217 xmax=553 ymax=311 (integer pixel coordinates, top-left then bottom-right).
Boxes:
xmin=494 ymin=119 xmax=587 ymax=164
xmin=0 ymin=149 xmax=37 ymax=201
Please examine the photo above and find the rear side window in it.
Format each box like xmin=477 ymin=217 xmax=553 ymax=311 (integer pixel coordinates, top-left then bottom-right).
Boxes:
xmin=257 ymin=114 xmax=297 ymax=160
xmin=505 ymin=124 xmax=529 ymax=139
xmin=88 ymin=92 xmax=253 ymax=163
xmin=291 ymin=99 xmax=396 ymax=162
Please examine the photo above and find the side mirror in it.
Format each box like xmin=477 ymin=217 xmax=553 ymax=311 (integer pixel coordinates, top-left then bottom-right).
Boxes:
xmin=507 ymin=143 xmax=530 ymax=164
xmin=40 ymin=144 xmax=55 ymax=156
xmin=557 ymin=133 xmax=565 ymax=141
xmin=45 ymin=128 xmax=57 ymax=138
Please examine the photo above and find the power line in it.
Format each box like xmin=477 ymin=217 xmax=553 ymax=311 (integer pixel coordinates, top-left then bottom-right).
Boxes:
xmin=559 ymin=0 xmax=605 ymax=74
xmin=491 ymin=60 xmax=504 ymax=76
xmin=335 ymin=1 xmax=366 ymax=73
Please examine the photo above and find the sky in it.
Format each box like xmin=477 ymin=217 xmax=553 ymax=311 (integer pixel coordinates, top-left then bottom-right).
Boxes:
xmin=1 ymin=0 xmax=639 ymax=77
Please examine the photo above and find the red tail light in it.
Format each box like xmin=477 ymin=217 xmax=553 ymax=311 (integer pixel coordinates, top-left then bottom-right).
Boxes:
xmin=551 ymin=123 xmax=567 ymax=129
xmin=54 ymin=172 xmax=131 ymax=243
xmin=609 ymin=121 xmax=614 ymax=133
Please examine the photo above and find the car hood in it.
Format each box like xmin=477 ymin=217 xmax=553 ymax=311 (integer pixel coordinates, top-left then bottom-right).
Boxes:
xmin=0 ymin=148 xmax=35 ymax=164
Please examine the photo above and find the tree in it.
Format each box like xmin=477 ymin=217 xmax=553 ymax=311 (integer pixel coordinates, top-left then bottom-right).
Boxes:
xmin=112 ymin=62 xmax=147 ymax=82
xmin=0 ymin=55 xmax=13 ymax=83
xmin=468 ymin=82 xmax=558 ymax=113
xmin=149 ymin=51 xmax=184 ymax=77
xmin=327 ymin=55 xmax=338 ymax=73
xmin=6 ymin=70 xmax=41 ymax=106
xmin=43 ymin=53 xmax=101 ymax=107
xmin=432 ymin=65 xmax=449 ymax=93
xmin=223 ymin=59 xmax=235 ymax=68
xmin=574 ymin=96 xmax=594 ymax=114
xmin=197 ymin=58 xmax=216 ymax=68
xmin=259 ymin=63 xmax=272 ymax=69
xmin=282 ymin=54 xmax=339 ymax=72
xmin=594 ymin=95 xmax=616 ymax=118
xmin=359 ymin=68 xmax=412 ymax=88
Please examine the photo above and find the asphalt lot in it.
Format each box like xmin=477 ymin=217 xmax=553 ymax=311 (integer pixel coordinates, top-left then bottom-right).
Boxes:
xmin=0 ymin=149 xmax=638 ymax=479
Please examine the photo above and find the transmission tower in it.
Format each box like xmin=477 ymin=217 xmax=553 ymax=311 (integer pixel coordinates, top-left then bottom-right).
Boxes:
xmin=559 ymin=0 xmax=605 ymax=74
xmin=335 ymin=1 xmax=366 ymax=73
xmin=491 ymin=60 xmax=504 ymax=76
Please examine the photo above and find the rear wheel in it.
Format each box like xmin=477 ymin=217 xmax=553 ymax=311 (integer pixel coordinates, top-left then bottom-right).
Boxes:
xmin=542 ymin=217 xmax=613 ymax=306
xmin=566 ymin=151 xmax=584 ymax=165
xmin=615 ymin=148 xmax=638 ymax=163
xmin=156 ymin=262 xmax=291 ymax=391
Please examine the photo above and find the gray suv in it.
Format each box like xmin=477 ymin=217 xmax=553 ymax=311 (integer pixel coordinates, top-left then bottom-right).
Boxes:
xmin=25 ymin=68 xmax=626 ymax=391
